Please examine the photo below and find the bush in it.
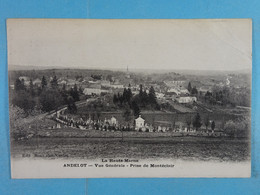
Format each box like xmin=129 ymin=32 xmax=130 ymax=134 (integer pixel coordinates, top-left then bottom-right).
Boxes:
xmin=11 ymin=91 xmax=36 ymax=113
xmin=40 ymin=89 xmax=65 ymax=112
xmin=224 ymin=118 xmax=250 ymax=137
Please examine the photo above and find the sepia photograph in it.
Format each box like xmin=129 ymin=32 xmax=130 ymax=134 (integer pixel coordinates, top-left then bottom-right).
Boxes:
xmin=7 ymin=19 xmax=251 ymax=178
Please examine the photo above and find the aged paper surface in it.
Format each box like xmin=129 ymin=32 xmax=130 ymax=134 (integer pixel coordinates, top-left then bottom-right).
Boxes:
xmin=7 ymin=19 xmax=251 ymax=178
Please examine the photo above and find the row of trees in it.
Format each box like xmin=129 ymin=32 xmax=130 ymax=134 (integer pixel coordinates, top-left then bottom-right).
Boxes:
xmin=204 ymin=86 xmax=233 ymax=106
xmin=11 ymin=75 xmax=81 ymax=115
xmin=187 ymin=113 xmax=249 ymax=137
xmin=188 ymin=81 xmax=250 ymax=107
xmin=185 ymin=113 xmax=215 ymax=131
xmin=113 ymin=84 xmax=160 ymax=118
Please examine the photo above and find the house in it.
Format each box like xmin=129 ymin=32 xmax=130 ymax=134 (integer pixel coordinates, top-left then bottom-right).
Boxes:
xmin=155 ymin=92 xmax=165 ymax=99
xmin=83 ymin=88 xmax=101 ymax=95
xmin=101 ymin=89 xmax=110 ymax=94
xmin=19 ymin=76 xmax=30 ymax=81
xmin=164 ymin=80 xmax=185 ymax=87
xmin=167 ymin=86 xmax=189 ymax=96
xmin=179 ymin=87 xmax=189 ymax=95
xmin=135 ymin=115 xmax=145 ymax=130
xmin=101 ymin=80 xmax=111 ymax=87
xmin=110 ymin=116 xmax=117 ymax=126
xmin=167 ymin=88 xmax=180 ymax=95
xmin=110 ymin=84 xmax=124 ymax=89
xmin=33 ymin=78 xmax=41 ymax=86
xmin=58 ymin=80 xmax=67 ymax=85
xmin=19 ymin=76 xmax=30 ymax=86
xmin=9 ymin=84 xmax=14 ymax=89
xmin=89 ymin=80 xmax=100 ymax=84
xmin=66 ymin=79 xmax=79 ymax=87
xmin=83 ymin=84 xmax=102 ymax=95
xmin=175 ymin=96 xmax=197 ymax=104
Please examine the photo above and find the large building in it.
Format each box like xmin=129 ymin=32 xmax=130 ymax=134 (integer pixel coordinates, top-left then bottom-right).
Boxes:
xmin=110 ymin=84 xmax=124 ymax=89
xmin=83 ymin=84 xmax=102 ymax=95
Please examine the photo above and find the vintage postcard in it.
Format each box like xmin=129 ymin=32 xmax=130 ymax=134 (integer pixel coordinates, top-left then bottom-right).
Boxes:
xmin=7 ymin=19 xmax=251 ymax=178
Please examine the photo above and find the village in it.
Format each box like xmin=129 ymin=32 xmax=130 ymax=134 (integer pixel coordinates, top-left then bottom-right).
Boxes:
xmin=9 ymin=67 xmax=250 ymax=140
xmin=10 ymin=67 xmax=205 ymax=104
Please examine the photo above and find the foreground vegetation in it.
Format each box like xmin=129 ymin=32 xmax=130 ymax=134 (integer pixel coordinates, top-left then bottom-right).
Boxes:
xmin=11 ymin=136 xmax=250 ymax=162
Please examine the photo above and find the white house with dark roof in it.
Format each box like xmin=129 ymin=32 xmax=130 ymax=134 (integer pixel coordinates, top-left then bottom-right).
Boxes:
xmin=110 ymin=116 xmax=117 ymax=126
xmin=135 ymin=115 xmax=145 ymax=130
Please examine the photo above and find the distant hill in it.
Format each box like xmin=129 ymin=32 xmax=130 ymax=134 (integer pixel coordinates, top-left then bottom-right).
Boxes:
xmin=8 ymin=64 xmax=251 ymax=76
xmin=8 ymin=65 xmax=68 ymax=71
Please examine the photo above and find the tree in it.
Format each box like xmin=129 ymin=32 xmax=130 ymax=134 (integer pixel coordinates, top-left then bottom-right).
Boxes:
xmin=224 ymin=120 xmax=236 ymax=137
xmin=204 ymin=91 xmax=212 ymax=102
xmin=118 ymin=93 xmax=124 ymax=105
xmin=9 ymin=105 xmax=26 ymax=134
xmin=139 ymin=84 xmax=143 ymax=95
xmin=224 ymin=118 xmax=250 ymax=138
xmin=29 ymin=79 xmax=34 ymax=96
xmin=78 ymin=86 xmax=83 ymax=95
xmin=113 ymin=94 xmax=118 ymax=104
xmin=41 ymin=76 xmax=47 ymax=89
xmin=191 ymin=86 xmax=198 ymax=95
xmin=139 ymin=84 xmax=144 ymax=103
xmin=12 ymin=90 xmax=35 ymax=114
xmin=141 ymin=90 xmax=148 ymax=107
xmin=91 ymin=74 xmax=102 ymax=80
xmin=14 ymin=78 xmax=25 ymax=91
xmin=106 ymin=74 xmax=113 ymax=82
xmin=193 ymin=113 xmax=202 ymax=131
xmin=70 ymin=84 xmax=80 ymax=102
xmin=188 ymin=82 xmax=192 ymax=92
xmin=62 ymin=83 xmax=66 ymax=91
xmin=123 ymin=105 xmax=133 ymax=127
xmin=127 ymin=87 xmax=133 ymax=103
xmin=50 ymin=75 xmax=58 ymax=88
xmin=96 ymin=111 xmax=101 ymax=121
xmin=185 ymin=115 xmax=192 ymax=131
xmin=122 ymin=88 xmax=128 ymax=103
xmin=148 ymin=86 xmax=156 ymax=104
xmin=211 ymin=121 xmax=215 ymax=132
xmin=67 ymin=96 xmax=77 ymax=114
xmin=204 ymin=115 xmax=210 ymax=132
xmin=39 ymin=89 xmax=64 ymax=112
xmin=131 ymin=100 xmax=140 ymax=117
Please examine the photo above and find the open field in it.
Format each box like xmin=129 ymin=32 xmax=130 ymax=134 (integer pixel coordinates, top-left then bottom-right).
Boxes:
xmin=11 ymin=136 xmax=250 ymax=162
xmin=12 ymin=127 xmax=226 ymax=139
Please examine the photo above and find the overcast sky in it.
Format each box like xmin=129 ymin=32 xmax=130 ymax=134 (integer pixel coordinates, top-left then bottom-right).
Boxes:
xmin=7 ymin=19 xmax=252 ymax=71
